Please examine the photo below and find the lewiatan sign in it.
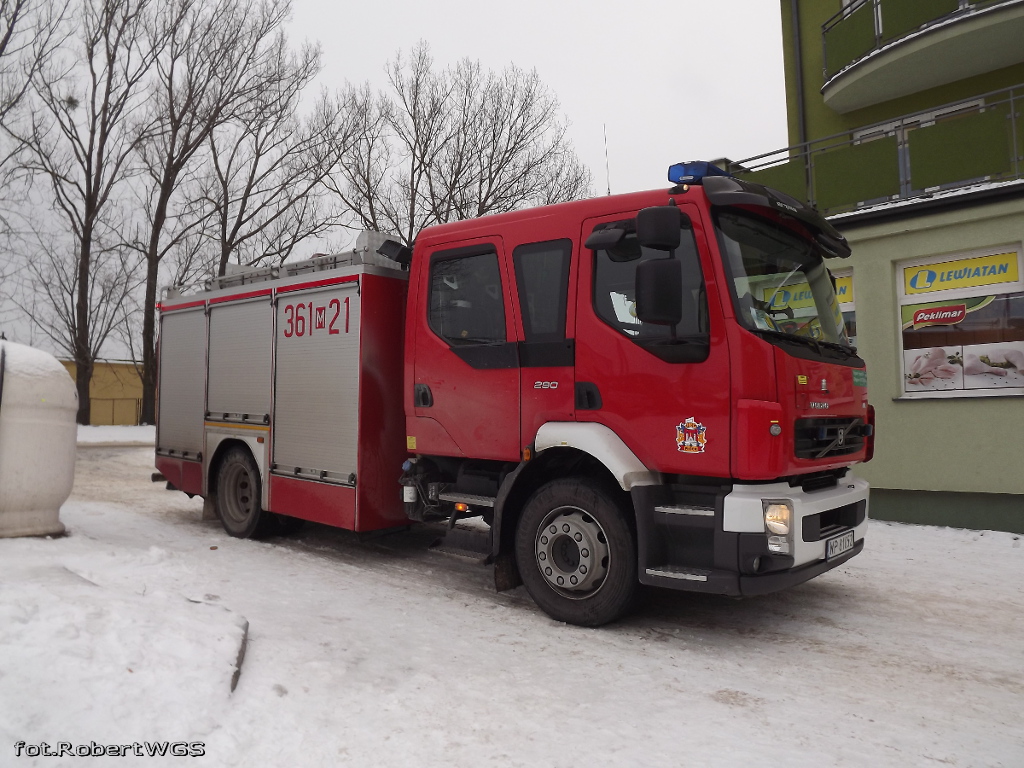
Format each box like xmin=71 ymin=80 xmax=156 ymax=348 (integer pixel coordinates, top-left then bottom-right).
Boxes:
xmin=903 ymin=252 xmax=1018 ymax=295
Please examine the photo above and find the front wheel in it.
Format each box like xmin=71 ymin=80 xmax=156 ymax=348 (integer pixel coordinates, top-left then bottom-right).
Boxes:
xmin=515 ymin=478 xmax=637 ymax=626
xmin=215 ymin=448 xmax=276 ymax=539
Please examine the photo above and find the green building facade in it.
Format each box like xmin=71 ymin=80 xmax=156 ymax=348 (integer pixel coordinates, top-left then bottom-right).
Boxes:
xmin=731 ymin=0 xmax=1024 ymax=532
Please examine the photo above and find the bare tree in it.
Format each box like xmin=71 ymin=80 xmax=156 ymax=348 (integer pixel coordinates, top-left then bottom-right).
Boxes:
xmin=132 ymin=0 xmax=304 ymax=424
xmin=199 ymin=36 xmax=356 ymax=275
xmin=326 ymin=83 xmax=394 ymax=237
xmin=329 ymin=43 xmax=592 ymax=246
xmin=13 ymin=0 xmax=168 ymax=423
xmin=15 ymin=216 xmax=142 ymax=378
xmin=0 ymin=0 xmax=69 ymax=244
xmin=0 ymin=0 xmax=68 ymax=132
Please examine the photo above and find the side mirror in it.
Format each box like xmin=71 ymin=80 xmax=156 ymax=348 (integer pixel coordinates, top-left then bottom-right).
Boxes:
xmin=635 ymin=258 xmax=682 ymax=326
xmin=636 ymin=206 xmax=681 ymax=251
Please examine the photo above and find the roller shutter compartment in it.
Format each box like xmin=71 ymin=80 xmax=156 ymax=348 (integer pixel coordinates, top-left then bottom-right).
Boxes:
xmin=207 ymin=299 xmax=272 ymax=419
xmin=157 ymin=308 xmax=207 ymax=454
xmin=273 ymin=283 xmax=361 ymax=480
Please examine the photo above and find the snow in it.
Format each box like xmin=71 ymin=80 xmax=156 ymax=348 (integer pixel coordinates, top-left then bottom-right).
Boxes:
xmin=1 ymin=447 xmax=1022 ymax=766
xmin=827 ymin=178 xmax=1024 ymax=222
xmin=0 ymin=340 xmax=74 ymax=382
xmin=77 ymin=425 xmax=155 ymax=445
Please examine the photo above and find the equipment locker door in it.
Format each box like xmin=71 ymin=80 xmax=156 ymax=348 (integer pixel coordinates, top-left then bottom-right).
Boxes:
xmin=410 ymin=238 xmax=521 ymax=461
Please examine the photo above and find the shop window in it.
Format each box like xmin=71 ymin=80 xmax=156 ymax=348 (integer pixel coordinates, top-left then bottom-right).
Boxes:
xmin=897 ymin=247 xmax=1024 ymax=398
xmin=832 ymin=269 xmax=856 ymax=347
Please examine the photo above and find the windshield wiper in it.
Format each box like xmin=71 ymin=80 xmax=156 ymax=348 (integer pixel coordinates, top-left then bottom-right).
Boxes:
xmin=817 ymin=338 xmax=859 ymax=357
xmin=749 ymin=327 xmax=857 ymax=358
xmin=750 ymin=327 xmax=821 ymax=351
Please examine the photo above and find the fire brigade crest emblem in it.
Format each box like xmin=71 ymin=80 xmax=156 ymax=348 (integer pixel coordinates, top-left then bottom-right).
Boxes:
xmin=675 ymin=417 xmax=707 ymax=453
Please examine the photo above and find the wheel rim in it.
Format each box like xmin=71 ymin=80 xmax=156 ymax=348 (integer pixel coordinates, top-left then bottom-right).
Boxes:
xmin=534 ymin=506 xmax=610 ymax=599
xmin=222 ymin=462 xmax=255 ymax=525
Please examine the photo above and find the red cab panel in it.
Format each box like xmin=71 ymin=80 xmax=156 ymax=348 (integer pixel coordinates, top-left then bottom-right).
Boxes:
xmin=574 ymin=204 xmax=732 ymax=477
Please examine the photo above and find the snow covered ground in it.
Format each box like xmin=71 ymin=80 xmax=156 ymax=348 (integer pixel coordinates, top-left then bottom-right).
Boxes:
xmin=76 ymin=425 xmax=155 ymax=446
xmin=1 ymin=446 xmax=1022 ymax=767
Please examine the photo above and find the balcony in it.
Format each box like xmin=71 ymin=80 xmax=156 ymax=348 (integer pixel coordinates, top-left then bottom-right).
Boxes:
xmin=822 ymin=0 xmax=1024 ymax=113
xmin=727 ymin=85 xmax=1024 ymax=217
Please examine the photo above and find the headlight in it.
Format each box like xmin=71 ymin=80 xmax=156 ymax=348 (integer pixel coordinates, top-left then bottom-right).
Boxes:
xmin=763 ymin=501 xmax=793 ymax=536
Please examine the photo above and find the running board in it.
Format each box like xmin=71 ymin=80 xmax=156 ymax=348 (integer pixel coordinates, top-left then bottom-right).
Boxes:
xmin=645 ymin=566 xmax=710 ymax=582
xmin=654 ymin=505 xmax=714 ymax=517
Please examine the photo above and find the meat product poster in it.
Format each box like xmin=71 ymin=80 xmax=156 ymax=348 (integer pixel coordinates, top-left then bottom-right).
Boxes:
xmin=900 ymin=292 xmax=1024 ymax=395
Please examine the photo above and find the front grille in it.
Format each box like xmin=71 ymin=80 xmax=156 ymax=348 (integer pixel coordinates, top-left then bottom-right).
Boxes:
xmin=802 ymin=500 xmax=867 ymax=542
xmin=794 ymin=417 xmax=866 ymax=460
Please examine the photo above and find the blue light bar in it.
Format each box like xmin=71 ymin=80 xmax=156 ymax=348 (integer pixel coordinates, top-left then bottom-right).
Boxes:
xmin=667 ymin=161 xmax=732 ymax=185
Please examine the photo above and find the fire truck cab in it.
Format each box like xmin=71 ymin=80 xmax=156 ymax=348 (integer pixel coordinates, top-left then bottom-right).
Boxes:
xmin=156 ymin=162 xmax=873 ymax=626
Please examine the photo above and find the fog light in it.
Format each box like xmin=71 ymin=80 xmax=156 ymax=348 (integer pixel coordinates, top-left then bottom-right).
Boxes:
xmin=769 ymin=423 xmax=782 ymax=436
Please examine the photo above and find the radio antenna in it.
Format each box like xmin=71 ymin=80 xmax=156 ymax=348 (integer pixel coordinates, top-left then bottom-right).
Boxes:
xmin=603 ymin=123 xmax=611 ymax=196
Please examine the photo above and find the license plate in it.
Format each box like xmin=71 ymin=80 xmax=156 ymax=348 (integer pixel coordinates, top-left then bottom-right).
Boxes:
xmin=826 ymin=530 xmax=855 ymax=561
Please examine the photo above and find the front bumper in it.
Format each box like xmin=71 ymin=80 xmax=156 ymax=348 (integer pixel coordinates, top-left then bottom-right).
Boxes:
xmin=631 ymin=476 xmax=869 ymax=597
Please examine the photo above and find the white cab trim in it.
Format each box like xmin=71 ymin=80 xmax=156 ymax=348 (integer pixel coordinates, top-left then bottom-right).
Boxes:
xmin=534 ymin=422 xmax=659 ymax=491
xmin=722 ymin=476 xmax=870 ymax=568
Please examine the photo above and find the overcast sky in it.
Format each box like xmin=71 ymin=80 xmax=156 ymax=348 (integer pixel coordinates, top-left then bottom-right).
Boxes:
xmin=288 ymin=0 xmax=790 ymax=195
xmin=0 ymin=1 xmax=791 ymax=353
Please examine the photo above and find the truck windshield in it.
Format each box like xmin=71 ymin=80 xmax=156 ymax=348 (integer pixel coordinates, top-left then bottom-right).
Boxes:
xmin=715 ymin=209 xmax=851 ymax=349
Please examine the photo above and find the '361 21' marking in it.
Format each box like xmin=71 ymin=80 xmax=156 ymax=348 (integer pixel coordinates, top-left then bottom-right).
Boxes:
xmin=283 ymin=298 xmax=349 ymax=337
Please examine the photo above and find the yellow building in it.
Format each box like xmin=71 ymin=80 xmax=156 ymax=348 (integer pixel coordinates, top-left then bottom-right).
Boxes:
xmin=60 ymin=359 xmax=143 ymax=426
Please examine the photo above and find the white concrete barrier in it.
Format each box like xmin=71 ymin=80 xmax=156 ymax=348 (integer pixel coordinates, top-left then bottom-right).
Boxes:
xmin=0 ymin=342 xmax=77 ymax=537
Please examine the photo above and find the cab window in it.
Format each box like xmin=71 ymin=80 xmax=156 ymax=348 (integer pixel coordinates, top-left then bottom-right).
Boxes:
xmin=428 ymin=249 xmax=506 ymax=344
xmin=591 ymin=218 xmax=709 ymax=363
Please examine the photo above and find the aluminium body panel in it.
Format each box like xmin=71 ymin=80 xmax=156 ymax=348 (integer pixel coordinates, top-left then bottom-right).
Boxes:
xmin=207 ymin=298 xmax=273 ymax=418
xmin=157 ymin=307 xmax=207 ymax=455
xmin=272 ymin=279 xmax=361 ymax=479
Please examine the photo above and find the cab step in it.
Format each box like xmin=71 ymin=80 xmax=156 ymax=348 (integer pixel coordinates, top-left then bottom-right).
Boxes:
xmin=437 ymin=492 xmax=496 ymax=508
xmin=429 ymin=524 xmax=492 ymax=563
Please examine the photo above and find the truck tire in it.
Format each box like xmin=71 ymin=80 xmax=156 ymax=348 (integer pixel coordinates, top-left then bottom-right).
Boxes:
xmin=215 ymin=447 xmax=276 ymax=539
xmin=515 ymin=478 xmax=637 ymax=626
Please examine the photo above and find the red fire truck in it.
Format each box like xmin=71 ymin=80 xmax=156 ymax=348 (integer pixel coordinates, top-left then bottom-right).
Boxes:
xmin=156 ymin=162 xmax=873 ymax=626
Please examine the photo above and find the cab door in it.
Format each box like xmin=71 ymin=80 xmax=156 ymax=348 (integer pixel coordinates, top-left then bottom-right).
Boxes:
xmin=573 ymin=203 xmax=732 ymax=477
xmin=408 ymin=238 xmax=521 ymax=461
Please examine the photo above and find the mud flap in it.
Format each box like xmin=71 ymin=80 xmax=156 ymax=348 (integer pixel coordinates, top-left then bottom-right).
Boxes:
xmin=202 ymin=496 xmax=217 ymax=521
xmin=493 ymin=551 xmax=522 ymax=592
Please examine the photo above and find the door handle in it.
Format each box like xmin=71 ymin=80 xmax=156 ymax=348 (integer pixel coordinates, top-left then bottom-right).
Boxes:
xmin=575 ymin=382 xmax=602 ymax=410
xmin=414 ymin=383 xmax=434 ymax=407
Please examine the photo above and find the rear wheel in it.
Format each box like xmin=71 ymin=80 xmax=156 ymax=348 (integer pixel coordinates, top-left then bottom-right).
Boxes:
xmin=515 ymin=477 xmax=637 ymax=626
xmin=215 ymin=448 xmax=276 ymax=539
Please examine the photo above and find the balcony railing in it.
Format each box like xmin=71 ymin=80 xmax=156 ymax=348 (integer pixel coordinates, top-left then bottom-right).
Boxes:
xmin=726 ymin=85 xmax=1024 ymax=217
xmin=823 ymin=0 xmax=1013 ymax=81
